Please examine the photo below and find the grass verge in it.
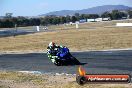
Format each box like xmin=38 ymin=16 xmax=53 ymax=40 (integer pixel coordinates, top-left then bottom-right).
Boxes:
xmin=0 ymin=71 xmax=131 ymax=88
xmin=0 ymin=20 xmax=132 ymax=52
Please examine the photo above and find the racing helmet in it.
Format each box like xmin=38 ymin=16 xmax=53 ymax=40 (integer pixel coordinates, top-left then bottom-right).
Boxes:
xmin=49 ymin=42 xmax=56 ymax=48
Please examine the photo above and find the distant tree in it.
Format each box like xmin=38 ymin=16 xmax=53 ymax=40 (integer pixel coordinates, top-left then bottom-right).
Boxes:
xmin=40 ymin=18 xmax=47 ymax=26
xmin=0 ymin=20 xmax=4 ymax=28
xmin=40 ymin=16 xmax=50 ymax=26
xmin=0 ymin=20 xmax=2 ymax=27
xmin=119 ymin=12 xmax=127 ymax=18
xmin=101 ymin=11 xmax=112 ymax=19
xmin=1 ymin=19 xmax=14 ymax=28
xmin=24 ymin=18 xmax=30 ymax=26
xmin=16 ymin=16 xmax=26 ymax=26
xmin=60 ymin=16 xmax=66 ymax=24
xmin=128 ymin=10 xmax=132 ymax=18
xmin=30 ymin=18 xmax=40 ymax=26
xmin=49 ymin=17 xmax=54 ymax=24
xmin=80 ymin=14 xmax=85 ymax=19
xmin=66 ymin=15 xmax=71 ymax=23
xmin=12 ymin=17 xmax=18 ymax=25
xmin=52 ymin=17 xmax=60 ymax=25
xmin=88 ymin=14 xmax=99 ymax=19
xmin=71 ymin=16 xmax=77 ymax=22
xmin=111 ymin=10 xmax=121 ymax=20
xmin=74 ymin=13 xmax=80 ymax=20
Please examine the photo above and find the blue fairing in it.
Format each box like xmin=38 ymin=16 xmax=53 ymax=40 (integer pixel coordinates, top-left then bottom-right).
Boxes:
xmin=57 ymin=47 xmax=69 ymax=58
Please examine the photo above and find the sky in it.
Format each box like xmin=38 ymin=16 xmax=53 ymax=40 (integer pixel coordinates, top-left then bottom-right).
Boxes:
xmin=0 ymin=0 xmax=132 ymax=16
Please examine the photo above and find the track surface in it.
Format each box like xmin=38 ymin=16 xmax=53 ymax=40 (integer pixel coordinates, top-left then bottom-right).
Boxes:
xmin=0 ymin=28 xmax=54 ymax=37
xmin=0 ymin=50 xmax=132 ymax=75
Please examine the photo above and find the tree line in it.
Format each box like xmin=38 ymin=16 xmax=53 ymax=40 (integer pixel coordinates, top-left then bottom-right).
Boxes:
xmin=0 ymin=10 xmax=132 ymax=28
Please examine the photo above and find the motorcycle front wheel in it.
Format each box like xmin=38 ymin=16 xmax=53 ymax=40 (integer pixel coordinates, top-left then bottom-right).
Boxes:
xmin=54 ymin=59 xmax=62 ymax=66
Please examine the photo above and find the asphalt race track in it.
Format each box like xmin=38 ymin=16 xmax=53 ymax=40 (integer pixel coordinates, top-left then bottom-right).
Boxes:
xmin=0 ymin=50 xmax=132 ymax=75
xmin=0 ymin=28 xmax=54 ymax=37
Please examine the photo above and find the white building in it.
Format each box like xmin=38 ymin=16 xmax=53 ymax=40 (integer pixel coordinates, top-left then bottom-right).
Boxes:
xmin=95 ymin=18 xmax=103 ymax=22
xmin=87 ymin=19 xmax=95 ymax=22
xmin=102 ymin=17 xmax=111 ymax=21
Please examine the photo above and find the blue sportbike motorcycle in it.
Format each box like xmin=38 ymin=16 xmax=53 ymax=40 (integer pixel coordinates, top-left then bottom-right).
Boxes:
xmin=54 ymin=47 xmax=81 ymax=66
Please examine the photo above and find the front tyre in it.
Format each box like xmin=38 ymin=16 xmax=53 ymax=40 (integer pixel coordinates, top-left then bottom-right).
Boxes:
xmin=54 ymin=59 xmax=62 ymax=66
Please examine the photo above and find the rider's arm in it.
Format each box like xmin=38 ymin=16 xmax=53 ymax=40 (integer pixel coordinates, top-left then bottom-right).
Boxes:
xmin=47 ymin=47 xmax=52 ymax=59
